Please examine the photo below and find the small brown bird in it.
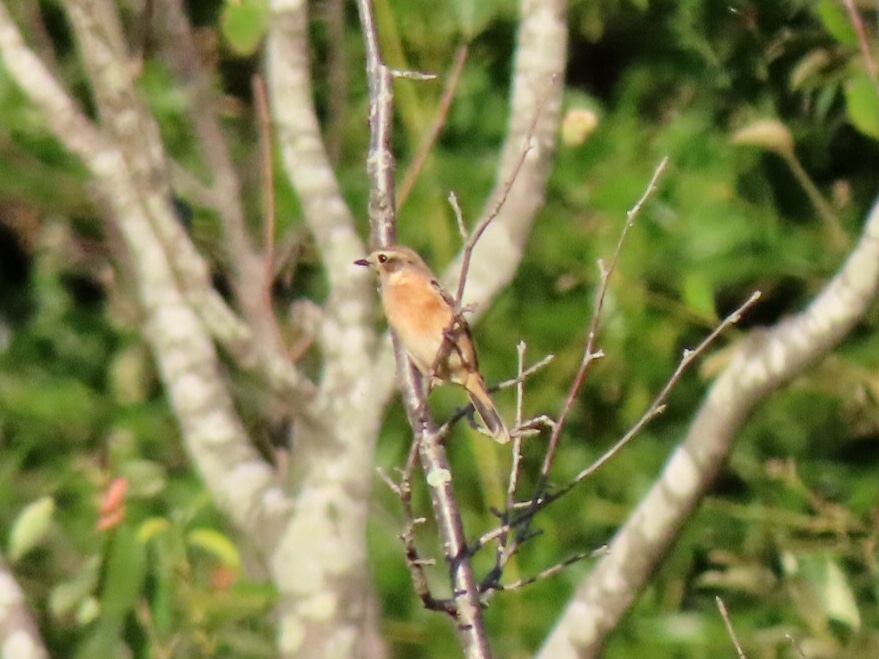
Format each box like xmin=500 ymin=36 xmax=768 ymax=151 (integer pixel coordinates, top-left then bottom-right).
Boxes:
xmin=355 ymin=245 xmax=510 ymax=444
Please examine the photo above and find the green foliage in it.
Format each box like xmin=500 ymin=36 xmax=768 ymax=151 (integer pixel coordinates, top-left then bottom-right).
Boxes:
xmin=844 ymin=72 xmax=879 ymax=140
xmin=8 ymin=496 xmax=55 ymax=562
xmin=220 ymin=0 xmax=269 ymax=56
xmin=4 ymin=0 xmax=879 ymax=656
xmin=0 ymin=222 xmax=273 ymax=655
xmin=817 ymin=0 xmax=858 ymax=46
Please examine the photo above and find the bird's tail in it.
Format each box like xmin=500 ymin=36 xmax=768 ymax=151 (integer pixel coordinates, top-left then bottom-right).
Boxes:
xmin=464 ymin=373 xmax=510 ymax=444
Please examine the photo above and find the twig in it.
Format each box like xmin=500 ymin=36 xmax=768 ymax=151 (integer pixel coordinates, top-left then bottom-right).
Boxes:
xmin=491 ymin=342 xmax=529 ymax=583
xmin=466 ymin=224 xmax=758 ymax=588
xmin=488 ymin=545 xmax=608 ymax=594
xmin=507 ymin=342 xmax=528 ymax=501
xmin=572 ymin=290 xmax=761 ymax=484
xmin=320 ymin=0 xmax=348 ymax=165
xmin=539 ymin=157 xmax=669 ymax=482
xmin=388 ymin=68 xmax=438 ymax=81
xmin=378 ymin=441 xmax=456 ymax=617
xmin=455 ymin=75 xmax=557 ymax=307
xmin=443 ymin=354 xmax=555 ymax=432
xmin=494 ymin=354 xmax=555 ymax=391
xmin=467 ymin=489 xmax=562 ymax=557
xmin=716 ymin=596 xmax=747 ymax=659
xmin=449 ymin=191 xmax=467 ymax=240
xmin=356 ymin=0 xmax=396 ymax=247
xmin=158 ymin=0 xmax=265 ymax=314
xmin=355 ymin=0 xmax=491 ymax=655
xmin=252 ymin=74 xmax=279 ymax=330
xmin=397 ymin=45 xmax=469 ymax=209
xmin=782 ymin=152 xmax=846 ymax=248
xmin=785 ymin=633 xmax=807 ymax=659
xmin=842 ymin=0 xmax=879 ymax=97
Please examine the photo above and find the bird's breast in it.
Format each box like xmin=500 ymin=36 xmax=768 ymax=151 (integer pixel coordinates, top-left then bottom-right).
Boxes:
xmin=382 ymin=273 xmax=453 ymax=372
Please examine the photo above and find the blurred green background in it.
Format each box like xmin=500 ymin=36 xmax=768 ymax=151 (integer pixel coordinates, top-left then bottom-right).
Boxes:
xmin=2 ymin=0 xmax=879 ymax=656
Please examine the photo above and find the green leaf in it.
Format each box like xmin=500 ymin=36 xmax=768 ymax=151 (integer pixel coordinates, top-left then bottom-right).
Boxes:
xmin=682 ymin=274 xmax=716 ymax=320
xmin=119 ymin=459 xmax=167 ymax=498
xmin=100 ymin=525 xmax=147 ymax=620
xmin=449 ymin=0 xmax=506 ymax=38
xmin=816 ymin=0 xmax=857 ymax=45
xmin=136 ymin=516 xmax=169 ymax=544
xmin=49 ymin=557 xmax=101 ymax=620
xmin=822 ymin=558 xmax=861 ymax=630
xmin=75 ymin=596 xmax=101 ymax=625
xmin=187 ymin=528 xmax=241 ymax=570
xmin=789 ymin=48 xmax=832 ymax=90
xmin=844 ymin=73 xmax=879 ymax=139
xmin=8 ymin=496 xmax=55 ymax=562
xmin=783 ymin=552 xmax=862 ymax=633
xmin=220 ymin=0 xmax=269 ymax=56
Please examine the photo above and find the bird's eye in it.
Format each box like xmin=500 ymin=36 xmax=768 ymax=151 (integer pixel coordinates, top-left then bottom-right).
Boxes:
xmin=377 ymin=253 xmax=388 ymax=264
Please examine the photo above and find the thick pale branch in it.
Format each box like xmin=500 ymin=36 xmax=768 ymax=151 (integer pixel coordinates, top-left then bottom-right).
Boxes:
xmin=65 ymin=0 xmax=316 ymax=408
xmin=0 ymin=0 xmax=293 ymax=547
xmin=0 ymin=3 xmax=105 ymax=162
xmin=266 ymin=0 xmax=368 ymax=279
xmin=0 ymin=557 xmax=48 ymax=659
xmin=263 ymin=4 xmax=395 ymax=659
xmin=445 ymin=0 xmax=568 ymax=307
xmin=155 ymin=0 xmax=272 ymax=340
xmin=538 ymin=195 xmax=879 ymax=658
xmin=266 ymin=0 xmax=376 ymax=389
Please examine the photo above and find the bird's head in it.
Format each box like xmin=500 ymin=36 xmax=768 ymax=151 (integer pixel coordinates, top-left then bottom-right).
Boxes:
xmin=354 ymin=245 xmax=430 ymax=279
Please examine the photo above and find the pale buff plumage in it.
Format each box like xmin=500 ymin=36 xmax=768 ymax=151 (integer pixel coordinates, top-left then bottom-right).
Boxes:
xmin=355 ymin=245 xmax=510 ymax=444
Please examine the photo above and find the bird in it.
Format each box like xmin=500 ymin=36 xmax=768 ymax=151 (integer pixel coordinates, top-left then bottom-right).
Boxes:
xmin=355 ymin=245 xmax=510 ymax=444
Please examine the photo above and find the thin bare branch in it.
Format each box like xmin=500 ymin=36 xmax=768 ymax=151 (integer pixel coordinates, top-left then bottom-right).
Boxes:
xmin=319 ymin=0 xmax=348 ymax=165
xmin=434 ymin=0 xmax=567 ymax=323
xmin=397 ymin=45 xmax=469 ymax=209
xmin=472 ymin=292 xmax=759 ymax=559
xmin=356 ymin=0 xmax=491 ymax=655
xmin=356 ymin=0 xmax=396 ymax=248
xmin=494 ymin=354 xmax=555 ymax=390
xmin=572 ymin=290 xmax=761 ymax=484
xmin=538 ymin=188 xmax=879 ymax=659
xmin=455 ymin=76 xmax=557 ymax=307
xmin=540 ymin=157 xmax=669 ymax=482
xmin=252 ymin=73 xmax=280 ymax=338
xmin=442 ymin=353 xmax=554 ymax=434
xmin=842 ymin=0 xmax=879 ymax=96
xmin=491 ymin=342 xmax=529 ymax=584
xmin=449 ymin=191 xmax=468 ymax=240
xmin=388 ymin=68 xmax=438 ymax=80
xmin=155 ymin=0 xmax=260 ymax=290
xmin=380 ymin=440 xmax=457 ymax=617
xmin=492 ymin=546 xmax=607 ymax=594
xmin=716 ymin=596 xmax=747 ymax=659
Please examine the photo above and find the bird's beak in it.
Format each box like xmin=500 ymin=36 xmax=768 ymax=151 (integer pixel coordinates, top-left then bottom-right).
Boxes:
xmin=354 ymin=258 xmax=370 ymax=267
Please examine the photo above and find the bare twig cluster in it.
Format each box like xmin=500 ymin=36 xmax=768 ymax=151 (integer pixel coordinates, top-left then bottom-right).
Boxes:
xmin=355 ymin=0 xmax=493 ymax=655
xmin=380 ymin=120 xmax=759 ymax=632
xmin=5 ymin=1 xmax=879 ymax=658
